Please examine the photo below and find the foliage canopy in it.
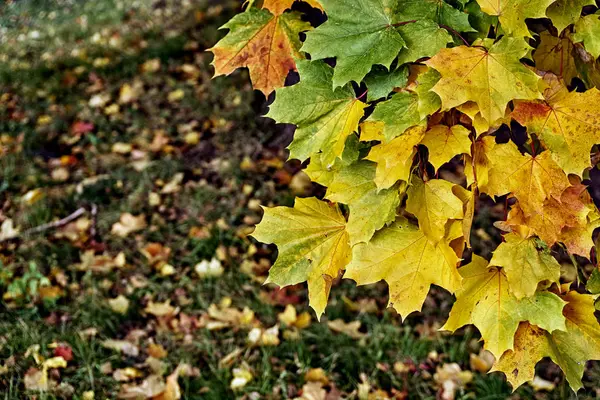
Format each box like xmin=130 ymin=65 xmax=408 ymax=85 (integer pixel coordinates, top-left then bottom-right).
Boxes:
xmin=210 ymin=0 xmax=600 ymax=392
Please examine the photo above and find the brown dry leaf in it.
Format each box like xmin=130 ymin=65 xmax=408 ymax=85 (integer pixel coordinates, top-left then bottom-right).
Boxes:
xmin=305 ymin=368 xmax=329 ymax=385
xmin=24 ymin=367 xmax=50 ymax=392
xmin=147 ymin=343 xmax=168 ymax=359
xmin=327 ymin=319 xmax=366 ymax=339
xmin=296 ymin=381 xmax=327 ymax=400
xmin=140 ymin=243 xmax=171 ymax=265
xmin=111 ymin=213 xmax=147 ymax=237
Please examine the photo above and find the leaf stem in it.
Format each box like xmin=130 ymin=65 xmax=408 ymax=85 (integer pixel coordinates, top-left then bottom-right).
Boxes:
xmin=439 ymin=24 xmax=470 ymax=47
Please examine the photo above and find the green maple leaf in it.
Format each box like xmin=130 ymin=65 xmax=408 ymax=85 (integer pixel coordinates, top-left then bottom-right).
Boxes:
xmin=267 ymin=60 xmax=366 ymax=166
xmin=443 ymin=255 xmax=567 ymax=358
xmin=252 ymin=197 xmax=351 ymax=319
xmin=363 ymin=65 xmax=409 ymax=102
xmin=574 ymin=13 xmax=600 ymax=59
xmin=301 ymin=0 xmax=406 ymax=88
xmin=546 ymin=0 xmax=595 ymax=33
xmin=490 ymin=233 xmax=562 ymax=299
xmin=345 ymin=217 xmax=462 ymax=320
xmin=325 ymin=161 xmax=400 ymax=245
xmin=366 ymin=91 xmax=425 ymax=142
xmin=397 ymin=0 xmax=475 ymax=33
xmin=396 ymin=20 xmax=453 ymax=65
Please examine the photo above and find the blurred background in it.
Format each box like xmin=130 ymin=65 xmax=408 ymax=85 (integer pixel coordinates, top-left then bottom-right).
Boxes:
xmin=0 ymin=0 xmax=598 ymax=399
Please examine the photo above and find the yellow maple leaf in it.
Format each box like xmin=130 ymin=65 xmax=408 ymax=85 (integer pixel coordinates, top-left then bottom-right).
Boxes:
xmin=489 ymin=232 xmax=562 ymax=299
xmin=345 ymin=218 xmax=462 ymax=320
xmin=476 ymin=0 xmax=556 ymax=38
xmin=209 ymin=9 xmax=311 ymax=94
xmin=492 ymin=292 xmax=600 ymax=391
xmin=443 ymin=255 xmax=567 ymax=358
xmin=365 ymin=125 xmax=425 ymax=189
xmin=485 ymin=141 xmax=570 ymax=216
xmin=406 ymin=177 xmax=464 ymax=244
xmin=512 ymin=73 xmax=600 ymax=176
xmin=534 ymin=31 xmax=579 ymax=85
xmin=426 ymin=37 xmax=542 ymax=125
xmin=420 ymin=125 xmax=471 ymax=171
xmin=252 ymin=197 xmax=351 ymax=319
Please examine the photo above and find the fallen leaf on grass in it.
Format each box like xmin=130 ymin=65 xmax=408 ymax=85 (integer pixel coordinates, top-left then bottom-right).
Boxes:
xmin=76 ymin=250 xmax=125 ymax=273
xmin=118 ymin=374 xmax=165 ymax=399
xmin=230 ymin=365 xmax=253 ymax=391
xmin=145 ymin=300 xmax=179 ymax=318
xmin=295 ymin=381 xmax=326 ymax=400
xmin=194 ymin=258 xmax=224 ymax=278
xmin=101 ymin=340 xmax=139 ymax=357
xmin=469 ymin=350 xmax=494 ymax=373
xmin=278 ymin=304 xmax=311 ymax=329
xmin=108 ymin=295 xmax=130 ymax=315
xmin=113 ymin=367 xmax=144 ymax=382
xmin=111 ymin=213 xmax=147 ymax=237
xmin=327 ymin=319 xmax=366 ymax=339
xmin=0 ymin=219 xmax=19 ymax=241
xmin=434 ymin=363 xmax=473 ymax=400
xmin=247 ymin=325 xmax=280 ymax=347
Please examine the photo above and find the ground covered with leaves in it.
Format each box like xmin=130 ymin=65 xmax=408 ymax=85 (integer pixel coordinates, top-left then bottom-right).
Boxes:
xmin=1 ymin=1 xmax=600 ymax=399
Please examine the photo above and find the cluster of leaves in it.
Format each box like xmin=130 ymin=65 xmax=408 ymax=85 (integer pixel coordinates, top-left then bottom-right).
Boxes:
xmin=210 ymin=0 xmax=600 ymax=393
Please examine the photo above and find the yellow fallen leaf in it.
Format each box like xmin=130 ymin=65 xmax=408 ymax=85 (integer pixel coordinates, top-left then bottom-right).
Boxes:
xmin=305 ymin=368 xmax=328 ymax=385
xmin=108 ymin=295 xmax=130 ymax=315
xmin=230 ymin=365 xmax=253 ymax=390
xmin=167 ymin=89 xmax=185 ymax=102
xmin=434 ymin=363 xmax=473 ymax=400
xmin=111 ymin=213 xmax=147 ymax=237
xmin=145 ymin=300 xmax=178 ymax=317
xmin=101 ymin=340 xmax=139 ymax=357
xmin=0 ymin=219 xmax=19 ymax=241
xmin=43 ymin=356 xmax=67 ymax=369
xmin=118 ymin=374 xmax=165 ymax=399
xmin=111 ymin=142 xmax=133 ymax=155
xmin=113 ymin=367 xmax=143 ymax=382
xmin=195 ymin=258 xmax=224 ymax=278
xmin=327 ymin=319 xmax=366 ymax=339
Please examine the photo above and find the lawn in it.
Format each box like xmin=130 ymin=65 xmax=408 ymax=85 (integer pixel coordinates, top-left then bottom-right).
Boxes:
xmin=0 ymin=0 xmax=598 ymax=399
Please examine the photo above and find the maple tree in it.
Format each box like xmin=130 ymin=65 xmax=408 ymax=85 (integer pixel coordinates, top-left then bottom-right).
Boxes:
xmin=210 ymin=0 xmax=600 ymax=392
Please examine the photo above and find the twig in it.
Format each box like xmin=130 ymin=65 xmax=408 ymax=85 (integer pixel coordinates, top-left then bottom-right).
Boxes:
xmin=439 ymin=24 xmax=470 ymax=47
xmin=1 ymin=207 xmax=87 ymax=243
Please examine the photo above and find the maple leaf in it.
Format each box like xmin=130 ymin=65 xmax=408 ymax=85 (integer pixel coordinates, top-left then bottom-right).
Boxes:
xmin=365 ymin=126 xmax=425 ymax=189
xmin=426 ymin=37 xmax=543 ymax=125
xmin=395 ymin=20 xmax=453 ymax=66
xmin=489 ymin=232 xmax=562 ymax=299
xmin=363 ymin=65 xmax=409 ymax=102
xmin=325 ymin=162 xmax=400 ymax=245
xmin=452 ymin=185 xmax=476 ymax=248
xmin=476 ymin=0 xmax=556 ymax=38
xmin=484 ymin=141 xmax=570 ymax=215
xmin=574 ymin=13 xmax=600 ymax=59
xmin=267 ymin=60 xmax=366 ymax=166
xmin=344 ymin=217 xmax=462 ymax=320
xmin=492 ymin=292 xmax=600 ymax=391
xmin=305 ymin=135 xmax=360 ymax=188
xmin=421 ymin=125 xmax=472 ymax=171
xmin=301 ymin=0 xmax=406 ymax=87
xmin=443 ymin=255 xmax=567 ymax=358
xmin=407 ymin=66 xmax=442 ymax=120
xmin=252 ymin=197 xmax=351 ymax=319
xmin=397 ymin=0 xmax=475 ymax=33
xmin=262 ymin=0 xmax=323 ymax=14
xmin=533 ymin=31 xmax=579 ymax=85
xmin=497 ymin=181 xmax=595 ymax=249
xmin=406 ymin=177 xmax=464 ymax=244
xmin=546 ymin=0 xmax=595 ymax=33
xmin=209 ymin=8 xmax=310 ymax=94
xmin=512 ymin=73 xmax=600 ymax=176
xmin=366 ymin=92 xmax=424 ymax=142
